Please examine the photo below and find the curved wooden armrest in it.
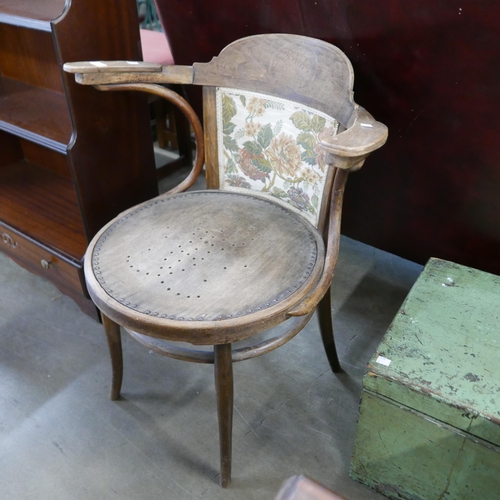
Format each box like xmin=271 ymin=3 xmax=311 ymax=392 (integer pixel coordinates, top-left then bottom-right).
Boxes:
xmin=99 ymin=83 xmax=204 ymax=195
xmin=320 ymin=106 xmax=388 ymax=171
xmin=287 ymin=169 xmax=348 ymax=317
xmin=64 ymin=74 xmax=205 ymax=196
xmin=63 ymin=61 xmax=193 ymax=85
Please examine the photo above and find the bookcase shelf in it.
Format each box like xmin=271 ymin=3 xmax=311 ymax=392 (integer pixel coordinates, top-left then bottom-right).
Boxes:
xmin=0 ymin=0 xmax=66 ymax=30
xmin=0 ymin=160 xmax=86 ymax=256
xmin=0 ymin=76 xmax=72 ymax=151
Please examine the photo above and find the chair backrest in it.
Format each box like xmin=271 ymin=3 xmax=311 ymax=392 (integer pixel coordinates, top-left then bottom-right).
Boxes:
xmin=191 ymin=34 xmax=355 ymax=228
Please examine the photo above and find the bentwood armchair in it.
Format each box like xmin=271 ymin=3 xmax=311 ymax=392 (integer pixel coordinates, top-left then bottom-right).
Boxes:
xmin=64 ymin=34 xmax=387 ymax=487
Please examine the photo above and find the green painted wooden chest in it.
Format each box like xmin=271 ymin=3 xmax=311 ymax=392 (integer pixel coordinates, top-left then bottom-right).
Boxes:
xmin=351 ymin=258 xmax=500 ymax=500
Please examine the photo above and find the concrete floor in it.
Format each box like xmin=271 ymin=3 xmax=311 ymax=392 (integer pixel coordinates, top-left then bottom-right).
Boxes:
xmin=0 ymin=223 xmax=423 ymax=499
xmin=1 ymin=158 xmax=423 ymax=499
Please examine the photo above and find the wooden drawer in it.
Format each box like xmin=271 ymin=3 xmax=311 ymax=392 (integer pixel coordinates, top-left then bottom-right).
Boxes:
xmin=0 ymin=222 xmax=86 ymax=296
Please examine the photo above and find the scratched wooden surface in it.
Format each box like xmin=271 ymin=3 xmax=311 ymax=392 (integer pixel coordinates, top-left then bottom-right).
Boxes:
xmin=351 ymin=258 xmax=500 ymax=499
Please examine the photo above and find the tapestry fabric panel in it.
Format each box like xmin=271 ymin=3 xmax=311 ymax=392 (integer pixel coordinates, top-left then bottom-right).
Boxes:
xmin=216 ymin=87 xmax=339 ymax=227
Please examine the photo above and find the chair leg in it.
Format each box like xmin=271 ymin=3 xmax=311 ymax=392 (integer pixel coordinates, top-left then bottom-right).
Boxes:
xmin=102 ymin=314 xmax=123 ymax=400
xmin=317 ymin=286 xmax=342 ymax=373
xmin=214 ymin=343 xmax=234 ymax=488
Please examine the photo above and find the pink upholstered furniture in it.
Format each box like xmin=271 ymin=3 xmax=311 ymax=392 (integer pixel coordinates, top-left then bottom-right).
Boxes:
xmin=140 ymin=28 xmax=174 ymax=65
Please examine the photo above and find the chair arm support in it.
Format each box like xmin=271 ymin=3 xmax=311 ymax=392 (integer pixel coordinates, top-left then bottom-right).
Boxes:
xmin=63 ymin=61 xmax=194 ymax=85
xmin=287 ymin=169 xmax=348 ymax=317
xmin=83 ymin=82 xmax=204 ymax=194
xmin=320 ymin=106 xmax=388 ymax=171
xmin=288 ymin=108 xmax=387 ymax=316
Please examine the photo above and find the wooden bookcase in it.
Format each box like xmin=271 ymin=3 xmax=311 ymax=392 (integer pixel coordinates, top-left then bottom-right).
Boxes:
xmin=0 ymin=0 xmax=158 ymax=320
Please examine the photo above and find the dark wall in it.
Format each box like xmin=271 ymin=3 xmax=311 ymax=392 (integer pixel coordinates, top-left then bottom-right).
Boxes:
xmin=156 ymin=0 xmax=500 ymax=274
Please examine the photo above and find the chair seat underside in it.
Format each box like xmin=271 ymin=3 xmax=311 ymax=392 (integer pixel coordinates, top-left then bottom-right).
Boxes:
xmin=88 ymin=191 xmax=324 ymax=325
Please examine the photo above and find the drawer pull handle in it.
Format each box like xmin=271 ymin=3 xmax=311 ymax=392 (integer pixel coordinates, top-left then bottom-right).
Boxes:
xmin=41 ymin=259 xmax=52 ymax=269
xmin=1 ymin=232 xmax=18 ymax=249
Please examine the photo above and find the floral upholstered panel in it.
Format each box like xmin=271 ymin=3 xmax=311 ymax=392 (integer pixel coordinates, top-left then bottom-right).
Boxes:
xmin=216 ymin=87 xmax=339 ymax=227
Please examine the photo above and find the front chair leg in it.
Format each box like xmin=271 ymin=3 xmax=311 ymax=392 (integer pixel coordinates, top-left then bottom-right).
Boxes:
xmin=102 ymin=314 xmax=123 ymax=400
xmin=214 ymin=343 xmax=234 ymax=488
xmin=317 ymin=286 xmax=342 ymax=373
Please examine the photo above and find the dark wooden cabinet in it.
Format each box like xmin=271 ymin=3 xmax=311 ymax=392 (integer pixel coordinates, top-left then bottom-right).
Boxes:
xmin=0 ymin=0 xmax=158 ymax=319
xmin=156 ymin=0 xmax=500 ymax=275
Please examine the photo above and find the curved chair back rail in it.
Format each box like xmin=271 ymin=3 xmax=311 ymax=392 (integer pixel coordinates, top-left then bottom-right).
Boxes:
xmin=64 ymin=33 xmax=387 ymax=488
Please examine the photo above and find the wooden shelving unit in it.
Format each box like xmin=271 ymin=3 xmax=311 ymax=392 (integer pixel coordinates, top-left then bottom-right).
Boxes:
xmin=0 ymin=77 xmax=72 ymax=149
xmin=0 ymin=0 xmax=158 ymax=319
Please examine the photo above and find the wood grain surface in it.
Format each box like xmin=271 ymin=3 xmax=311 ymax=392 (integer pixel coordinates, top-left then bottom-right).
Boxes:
xmin=0 ymin=0 xmax=66 ymax=22
xmin=86 ymin=190 xmax=324 ymax=344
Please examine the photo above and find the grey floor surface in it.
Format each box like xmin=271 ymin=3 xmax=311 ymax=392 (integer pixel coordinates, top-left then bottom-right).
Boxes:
xmin=0 ymin=226 xmax=423 ymax=499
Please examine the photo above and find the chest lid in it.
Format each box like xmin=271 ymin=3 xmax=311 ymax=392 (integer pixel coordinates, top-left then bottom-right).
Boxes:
xmin=365 ymin=258 xmax=500 ymax=446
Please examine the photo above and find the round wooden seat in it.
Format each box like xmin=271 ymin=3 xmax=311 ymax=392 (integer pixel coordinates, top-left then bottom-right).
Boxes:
xmin=85 ymin=190 xmax=325 ymax=344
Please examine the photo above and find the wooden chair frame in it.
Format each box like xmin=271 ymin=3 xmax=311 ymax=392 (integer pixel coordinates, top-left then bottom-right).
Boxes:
xmin=65 ymin=34 xmax=387 ymax=487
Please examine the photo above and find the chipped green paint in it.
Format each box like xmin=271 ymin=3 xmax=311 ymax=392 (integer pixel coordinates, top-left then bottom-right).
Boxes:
xmin=351 ymin=258 xmax=500 ymax=499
